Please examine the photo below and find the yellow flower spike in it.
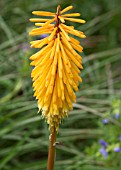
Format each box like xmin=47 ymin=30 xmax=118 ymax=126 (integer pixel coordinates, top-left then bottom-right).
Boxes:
xmin=29 ymin=5 xmax=86 ymax=135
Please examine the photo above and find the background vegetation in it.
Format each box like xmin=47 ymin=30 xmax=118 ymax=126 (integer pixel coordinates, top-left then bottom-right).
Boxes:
xmin=0 ymin=0 xmax=121 ymax=169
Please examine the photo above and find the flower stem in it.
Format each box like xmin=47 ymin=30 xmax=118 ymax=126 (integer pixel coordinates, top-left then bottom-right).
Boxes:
xmin=47 ymin=128 xmax=57 ymax=170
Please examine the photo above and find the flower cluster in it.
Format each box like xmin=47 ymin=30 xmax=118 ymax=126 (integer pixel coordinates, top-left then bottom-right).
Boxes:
xmin=29 ymin=5 xmax=86 ymax=131
xmin=99 ymin=110 xmax=121 ymax=158
xmin=102 ymin=112 xmax=120 ymax=124
xmin=99 ymin=139 xmax=108 ymax=158
xmin=99 ymin=137 xmax=121 ymax=158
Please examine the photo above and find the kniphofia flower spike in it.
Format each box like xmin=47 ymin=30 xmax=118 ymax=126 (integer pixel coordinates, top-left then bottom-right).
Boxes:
xmin=29 ymin=5 xmax=86 ymax=132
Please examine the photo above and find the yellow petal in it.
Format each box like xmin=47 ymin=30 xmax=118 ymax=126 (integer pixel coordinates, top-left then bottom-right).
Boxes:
xmin=64 ymin=87 xmax=72 ymax=108
xmin=50 ymin=38 xmax=57 ymax=59
xmin=57 ymin=97 xmax=62 ymax=108
xmin=48 ymin=27 xmax=57 ymax=41
xmin=78 ymin=76 xmax=82 ymax=83
xmin=61 ymin=37 xmax=82 ymax=63
xmin=56 ymin=33 xmax=60 ymax=53
xmin=70 ymin=61 xmax=81 ymax=74
xmin=59 ymin=76 xmax=64 ymax=91
xmin=56 ymin=72 xmax=61 ymax=98
xmin=70 ymin=42 xmax=83 ymax=53
xmin=32 ymin=58 xmax=52 ymax=81
xmin=59 ymin=41 xmax=69 ymax=66
xmin=61 ymin=6 xmax=73 ymax=14
xmin=45 ymin=65 xmax=53 ymax=87
xmin=31 ymin=25 xmax=54 ymax=32
xmin=30 ymin=40 xmax=53 ymax=60
xmin=64 ymin=17 xmax=86 ymax=23
xmin=32 ymin=11 xmax=55 ymax=16
xmin=69 ymin=36 xmax=80 ymax=45
xmin=60 ymin=32 xmax=72 ymax=50
xmin=35 ymin=23 xmax=54 ymax=27
xmin=58 ymin=50 xmax=63 ymax=78
xmin=58 ymin=16 xmax=65 ymax=23
xmin=61 ymin=23 xmax=86 ymax=38
xmin=30 ymin=39 xmax=43 ymax=48
xmin=31 ymin=37 xmax=48 ymax=48
xmin=62 ymin=13 xmax=80 ymax=17
xmin=64 ymin=47 xmax=82 ymax=68
xmin=65 ymin=79 xmax=73 ymax=96
xmin=52 ymin=77 xmax=57 ymax=104
xmin=43 ymin=18 xmax=55 ymax=27
xmin=59 ymin=25 xmax=70 ymax=41
xmin=62 ymin=64 xmax=73 ymax=86
xmin=29 ymin=18 xmax=49 ymax=22
xmin=29 ymin=30 xmax=51 ymax=36
xmin=39 ymin=50 xmax=52 ymax=66
xmin=43 ymin=95 xmax=51 ymax=110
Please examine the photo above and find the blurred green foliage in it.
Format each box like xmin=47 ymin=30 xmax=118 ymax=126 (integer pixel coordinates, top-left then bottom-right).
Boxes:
xmin=0 ymin=0 xmax=121 ymax=169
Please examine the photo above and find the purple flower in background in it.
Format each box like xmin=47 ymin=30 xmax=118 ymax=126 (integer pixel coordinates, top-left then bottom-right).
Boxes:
xmin=40 ymin=34 xmax=48 ymax=39
xmin=119 ymin=135 xmax=121 ymax=141
xmin=115 ymin=113 xmax=120 ymax=119
xmin=36 ymin=34 xmax=48 ymax=40
xmin=99 ymin=139 xmax=108 ymax=147
xmin=99 ymin=147 xmax=108 ymax=158
xmin=102 ymin=118 xmax=108 ymax=124
xmin=21 ymin=43 xmax=30 ymax=53
xmin=114 ymin=147 xmax=121 ymax=152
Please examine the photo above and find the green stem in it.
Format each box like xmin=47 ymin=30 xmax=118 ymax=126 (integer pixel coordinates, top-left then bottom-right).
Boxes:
xmin=47 ymin=128 xmax=57 ymax=170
